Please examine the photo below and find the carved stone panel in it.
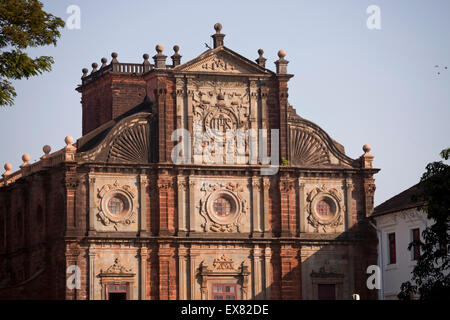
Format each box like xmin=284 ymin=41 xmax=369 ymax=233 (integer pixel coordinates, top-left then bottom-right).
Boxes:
xmin=305 ymin=184 xmax=345 ymax=233
xmin=191 ymin=179 xmax=250 ymax=233
xmin=189 ymin=78 xmax=253 ymax=165
xmin=91 ymin=177 xmax=140 ymax=232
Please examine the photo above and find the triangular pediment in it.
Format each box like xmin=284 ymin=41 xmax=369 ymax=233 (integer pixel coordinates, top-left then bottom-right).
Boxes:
xmin=174 ymin=47 xmax=273 ymax=75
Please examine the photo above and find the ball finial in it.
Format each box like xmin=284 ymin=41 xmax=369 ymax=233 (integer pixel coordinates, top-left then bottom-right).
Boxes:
xmin=278 ymin=50 xmax=286 ymax=59
xmin=156 ymin=44 xmax=164 ymax=54
xmin=4 ymin=163 xmax=12 ymax=171
xmin=258 ymin=49 xmax=264 ymax=56
xmin=214 ymin=23 xmax=222 ymax=33
xmin=101 ymin=57 xmax=107 ymax=64
xmin=65 ymin=136 xmax=74 ymax=146
xmin=143 ymin=53 xmax=149 ymax=60
xmin=82 ymin=68 xmax=89 ymax=76
xmin=363 ymin=144 xmax=371 ymax=153
xmin=111 ymin=52 xmax=118 ymax=59
xmin=173 ymin=45 xmax=179 ymax=53
xmin=43 ymin=145 xmax=51 ymax=155
xmin=22 ymin=154 xmax=30 ymax=162
xmin=92 ymin=62 xmax=98 ymax=69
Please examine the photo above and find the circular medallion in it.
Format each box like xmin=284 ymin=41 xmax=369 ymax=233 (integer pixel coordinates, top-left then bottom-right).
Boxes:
xmin=100 ymin=189 xmax=134 ymax=223
xmin=311 ymin=193 xmax=340 ymax=224
xmin=204 ymin=108 xmax=238 ymax=138
xmin=206 ymin=190 xmax=240 ymax=225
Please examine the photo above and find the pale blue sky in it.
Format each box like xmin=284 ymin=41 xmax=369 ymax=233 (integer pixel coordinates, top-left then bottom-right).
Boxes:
xmin=0 ymin=0 xmax=449 ymax=205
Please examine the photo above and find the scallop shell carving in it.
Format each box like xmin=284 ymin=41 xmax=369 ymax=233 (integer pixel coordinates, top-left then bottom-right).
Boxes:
xmin=108 ymin=123 xmax=150 ymax=163
xmin=289 ymin=128 xmax=329 ymax=166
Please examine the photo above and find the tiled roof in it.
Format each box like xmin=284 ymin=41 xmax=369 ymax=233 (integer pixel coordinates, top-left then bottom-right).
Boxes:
xmin=371 ymin=184 xmax=426 ymax=217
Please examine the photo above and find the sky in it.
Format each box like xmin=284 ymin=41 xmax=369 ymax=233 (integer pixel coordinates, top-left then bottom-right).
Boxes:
xmin=0 ymin=0 xmax=449 ymax=206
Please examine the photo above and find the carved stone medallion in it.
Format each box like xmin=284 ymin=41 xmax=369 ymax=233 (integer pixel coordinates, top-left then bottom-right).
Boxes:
xmin=306 ymin=185 xmax=344 ymax=233
xmin=96 ymin=180 xmax=137 ymax=230
xmin=198 ymin=181 xmax=247 ymax=232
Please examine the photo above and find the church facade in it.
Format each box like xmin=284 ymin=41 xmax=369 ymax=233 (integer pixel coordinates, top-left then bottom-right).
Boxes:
xmin=0 ymin=24 xmax=379 ymax=300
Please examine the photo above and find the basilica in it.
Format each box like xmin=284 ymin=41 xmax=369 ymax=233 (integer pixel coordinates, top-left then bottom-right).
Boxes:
xmin=0 ymin=24 xmax=379 ymax=300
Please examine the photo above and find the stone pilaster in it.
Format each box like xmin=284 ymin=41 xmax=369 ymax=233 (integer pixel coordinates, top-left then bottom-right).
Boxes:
xmin=188 ymin=177 xmax=196 ymax=233
xmin=189 ymin=249 xmax=199 ymax=299
xmin=88 ymin=246 xmax=95 ymax=300
xmin=264 ymin=246 xmax=271 ymax=299
xmin=139 ymin=247 xmax=148 ymax=300
xmin=177 ymin=176 xmax=188 ymax=235
xmin=252 ymin=246 xmax=263 ymax=299
xmin=298 ymin=178 xmax=305 ymax=235
xmin=251 ymin=177 xmax=262 ymax=235
xmin=88 ymin=175 xmax=96 ymax=235
xmin=263 ymin=178 xmax=270 ymax=237
xmin=249 ymin=79 xmax=259 ymax=164
xmin=345 ymin=177 xmax=353 ymax=230
xmin=178 ymin=246 xmax=188 ymax=300
xmin=139 ymin=174 xmax=148 ymax=235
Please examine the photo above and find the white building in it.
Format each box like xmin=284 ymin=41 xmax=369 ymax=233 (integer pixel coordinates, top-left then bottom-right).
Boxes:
xmin=371 ymin=185 xmax=431 ymax=300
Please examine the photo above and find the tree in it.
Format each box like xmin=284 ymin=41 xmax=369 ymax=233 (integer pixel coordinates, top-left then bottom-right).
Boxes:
xmin=398 ymin=148 xmax=450 ymax=300
xmin=0 ymin=0 xmax=64 ymax=106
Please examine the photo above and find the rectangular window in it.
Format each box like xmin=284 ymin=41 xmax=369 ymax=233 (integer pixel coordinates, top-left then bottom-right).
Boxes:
xmin=212 ymin=283 xmax=237 ymax=300
xmin=107 ymin=283 xmax=128 ymax=300
xmin=412 ymin=228 xmax=420 ymax=261
xmin=388 ymin=233 xmax=396 ymax=264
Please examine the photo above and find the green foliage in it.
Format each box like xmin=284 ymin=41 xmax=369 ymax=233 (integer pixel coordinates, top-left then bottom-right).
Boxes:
xmin=0 ymin=0 xmax=64 ymax=106
xmin=398 ymin=148 xmax=450 ymax=300
xmin=281 ymin=157 xmax=289 ymax=166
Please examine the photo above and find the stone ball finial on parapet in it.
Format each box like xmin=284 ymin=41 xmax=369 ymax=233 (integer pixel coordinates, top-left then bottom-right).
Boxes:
xmin=91 ymin=62 xmax=98 ymax=73
xmin=214 ymin=23 xmax=222 ymax=34
xmin=275 ymin=50 xmax=289 ymax=74
xmin=142 ymin=53 xmax=151 ymax=72
xmin=361 ymin=144 xmax=374 ymax=168
xmin=212 ymin=23 xmax=225 ymax=48
xmin=155 ymin=44 xmax=164 ymax=54
xmin=20 ymin=154 xmax=30 ymax=168
xmin=64 ymin=136 xmax=76 ymax=151
xmin=101 ymin=57 xmax=108 ymax=68
xmin=256 ymin=48 xmax=267 ymax=68
xmin=153 ymin=45 xmax=167 ymax=69
xmin=171 ymin=45 xmax=182 ymax=67
xmin=3 ymin=163 xmax=12 ymax=174
xmin=111 ymin=52 xmax=119 ymax=66
xmin=2 ymin=163 xmax=12 ymax=185
xmin=81 ymin=68 xmax=89 ymax=78
xmin=41 ymin=145 xmax=51 ymax=160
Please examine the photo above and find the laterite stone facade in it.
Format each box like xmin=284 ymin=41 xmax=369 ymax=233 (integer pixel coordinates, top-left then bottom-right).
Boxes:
xmin=0 ymin=24 xmax=379 ymax=300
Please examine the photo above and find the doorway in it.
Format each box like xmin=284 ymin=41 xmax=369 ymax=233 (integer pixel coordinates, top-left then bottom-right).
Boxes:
xmin=318 ymin=284 xmax=336 ymax=300
xmin=107 ymin=284 xmax=128 ymax=300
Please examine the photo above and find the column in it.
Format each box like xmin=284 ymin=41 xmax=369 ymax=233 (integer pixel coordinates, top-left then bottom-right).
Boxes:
xmin=345 ymin=177 xmax=353 ymax=230
xmin=178 ymin=245 xmax=188 ymax=300
xmin=249 ymin=79 xmax=259 ymax=164
xmin=264 ymin=246 xmax=271 ymax=299
xmin=88 ymin=175 xmax=96 ymax=235
xmin=140 ymin=247 xmax=148 ymax=300
xmin=251 ymin=177 xmax=262 ymax=235
xmin=88 ymin=246 xmax=95 ymax=300
xmin=177 ymin=176 xmax=187 ymax=235
xmin=188 ymin=177 xmax=196 ymax=233
xmin=252 ymin=246 xmax=263 ymax=299
xmin=263 ymin=178 xmax=270 ymax=237
xmin=189 ymin=249 xmax=198 ymax=299
xmin=298 ymin=178 xmax=305 ymax=235
xmin=139 ymin=174 xmax=148 ymax=235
